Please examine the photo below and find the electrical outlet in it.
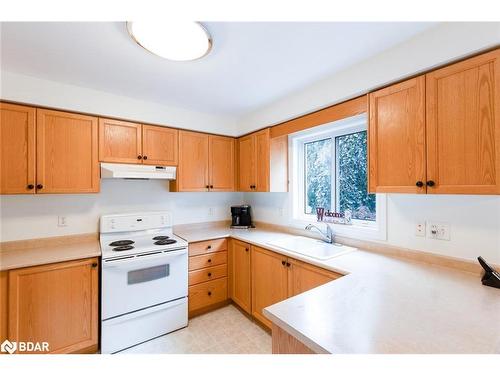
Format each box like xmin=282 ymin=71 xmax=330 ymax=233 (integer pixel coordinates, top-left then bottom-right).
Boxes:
xmin=415 ymin=222 xmax=426 ymax=237
xmin=58 ymin=216 xmax=68 ymax=227
xmin=428 ymin=222 xmax=450 ymax=241
xmin=278 ymin=208 xmax=284 ymax=217
xmin=208 ymin=207 xmax=214 ymax=217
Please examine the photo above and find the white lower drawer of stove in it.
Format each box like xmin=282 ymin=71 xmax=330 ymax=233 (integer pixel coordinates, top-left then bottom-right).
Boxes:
xmin=101 ymin=297 xmax=188 ymax=354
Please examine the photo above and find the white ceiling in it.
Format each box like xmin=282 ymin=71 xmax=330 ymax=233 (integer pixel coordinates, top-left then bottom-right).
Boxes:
xmin=0 ymin=22 xmax=437 ymax=116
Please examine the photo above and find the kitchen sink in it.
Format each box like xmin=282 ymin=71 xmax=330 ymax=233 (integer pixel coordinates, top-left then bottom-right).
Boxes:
xmin=267 ymin=236 xmax=356 ymax=260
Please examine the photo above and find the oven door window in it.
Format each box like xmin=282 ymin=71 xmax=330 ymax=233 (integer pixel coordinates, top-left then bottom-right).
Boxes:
xmin=127 ymin=264 xmax=170 ymax=285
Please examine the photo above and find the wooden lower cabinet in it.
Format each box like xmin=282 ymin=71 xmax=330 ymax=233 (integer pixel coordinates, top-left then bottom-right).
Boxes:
xmin=233 ymin=243 xmax=343 ymax=329
xmin=188 ymin=238 xmax=228 ymax=317
xmin=272 ymin=323 xmax=315 ymax=354
xmin=6 ymin=257 xmax=99 ymax=354
xmin=229 ymin=239 xmax=252 ymax=314
xmin=251 ymin=246 xmax=288 ymax=328
xmin=287 ymin=258 xmax=341 ymax=297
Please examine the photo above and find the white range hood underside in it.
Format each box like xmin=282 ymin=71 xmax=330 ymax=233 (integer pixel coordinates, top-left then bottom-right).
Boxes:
xmin=100 ymin=163 xmax=176 ymax=180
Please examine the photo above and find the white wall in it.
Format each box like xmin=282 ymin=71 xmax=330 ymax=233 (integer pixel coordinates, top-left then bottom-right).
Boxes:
xmin=0 ymin=180 xmax=243 ymax=241
xmin=239 ymin=22 xmax=500 ymax=133
xmin=0 ymin=71 xmax=239 ymax=136
xmin=243 ymin=193 xmax=500 ymax=264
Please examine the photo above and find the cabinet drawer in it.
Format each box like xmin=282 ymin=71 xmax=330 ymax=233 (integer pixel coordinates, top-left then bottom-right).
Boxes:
xmin=189 ymin=264 xmax=227 ymax=286
xmin=189 ymin=277 xmax=227 ymax=312
xmin=189 ymin=238 xmax=227 ymax=257
xmin=189 ymin=251 xmax=227 ymax=271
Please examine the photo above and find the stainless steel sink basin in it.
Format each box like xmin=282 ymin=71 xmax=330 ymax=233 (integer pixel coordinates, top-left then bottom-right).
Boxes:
xmin=266 ymin=236 xmax=356 ymax=260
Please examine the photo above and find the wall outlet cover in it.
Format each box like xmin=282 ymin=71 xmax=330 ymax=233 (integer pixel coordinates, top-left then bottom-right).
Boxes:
xmin=57 ymin=216 xmax=68 ymax=227
xmin=415 ymin=222 xmax=426 ymax=237
xmin=428 ymin=222 xmax=450 ymax=241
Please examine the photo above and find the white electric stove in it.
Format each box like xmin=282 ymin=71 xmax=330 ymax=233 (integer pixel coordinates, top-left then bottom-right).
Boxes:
xmin=100 ymin=211 xmax=188 ymax=354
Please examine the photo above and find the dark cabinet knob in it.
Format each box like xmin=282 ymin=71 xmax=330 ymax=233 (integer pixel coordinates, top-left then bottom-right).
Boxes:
xmin=210 ymin=185 xmax=213 ymax=189
xmin=137 ymin=155 xmax=142 ymax=159
xmin=143 ymin=155 xmax=148 ymax=160
xmin=91 ymin=263 xmax=98 ymax=268
xmin=207 ymin=259 xmax=212 ymax=263
xmin=245 ymin=248 xmax=249 ymax=252
xmin=36 ymin=184 xmax=43 ymax=189
xmin=426 ymin=180 xmax=436 ymax=187
xmin=286 ymin=262 xmax=291 ymax=267
xmin=208 ymin=291 xmax=212 ymax=296
xmin=206 ymin=185 xmax=210 ymax=189
xmin=281 ymin=260 xmax=286 ymax=266
xmin=27 ymin=184 xmax=34 ymax=190
xmin=208 ymin=272 xmax=212 ymax=277
xmin=416 ymin=181 xmax=424 ymax=187
xmin=207 ymin=245 xmax=212 ymax=249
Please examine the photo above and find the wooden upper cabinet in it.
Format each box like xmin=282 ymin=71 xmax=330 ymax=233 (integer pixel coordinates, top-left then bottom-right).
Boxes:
xmin=8 ymin=258 xmax=99 ymax=354
xmin=426 ymin=49 xmax=500 ymax=194
xmin=98 ymin=118 xmax=142 ymax=164
xmin=209 ymin=135 xmax=235 ymax=191
xmin=237 ymin=134 xmax=255 ymax=192
xmin=287 ymin=258 xmax=340 ymax=298
xmin=230 ymin=240 xmax=251 ymax=314
xmin=142 ymin=125 xmax=178 ymax=166
xmin=254 ymin=128 xmax=270 ymax=192
xmin=369 ymin=76 xmax=427 ymax=193
xmin=174 ymin=130 xmax=209 ymax=191
xmin=251 ymin=246 xmax=288 ymax=329
xmin=0 ymin=103 xmax=36 ymax=194
xmin=237 ymin=128 xmax=287 ymax=192
xmin=37 ymin=109 xmax=99 ymax=193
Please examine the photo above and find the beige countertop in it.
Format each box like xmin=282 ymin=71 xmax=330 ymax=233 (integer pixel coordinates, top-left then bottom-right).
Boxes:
xmin=174 ymin=222 xmax=500 ymax=354
xmin=0 ymin=234 xmax=101 ymax=271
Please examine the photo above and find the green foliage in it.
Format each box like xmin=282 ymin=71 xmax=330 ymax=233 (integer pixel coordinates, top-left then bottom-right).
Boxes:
xmin=337 ymin=131 xmax=376 ymax=221
xmin=304 ymin=131 xmax=376 ymax=221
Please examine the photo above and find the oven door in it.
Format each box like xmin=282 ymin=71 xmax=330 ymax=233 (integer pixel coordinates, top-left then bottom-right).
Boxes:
xmin=102 ymin=249 xmax=188 ymax=320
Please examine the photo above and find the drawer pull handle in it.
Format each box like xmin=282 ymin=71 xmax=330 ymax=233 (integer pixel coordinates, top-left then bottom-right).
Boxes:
xmin=207 ymin=259 xmax=212 ymax=263
xmin=208 ymin=272 xmax=212 ymax=277
xmin=207 ymin=245 xmax=212 ymax=249
xmin=208 ymin=291 xmax=212 ymax=296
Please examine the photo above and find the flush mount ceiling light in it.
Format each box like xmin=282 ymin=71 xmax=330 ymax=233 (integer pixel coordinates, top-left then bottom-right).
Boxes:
xmin=127 ymin=21 xmax=212 ymax=61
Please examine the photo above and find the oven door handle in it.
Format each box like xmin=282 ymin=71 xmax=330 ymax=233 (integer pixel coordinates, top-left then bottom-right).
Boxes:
xmin=102 ymin=248 xmax=187 ymax=268
xmin=103 ymin=297 xmax=187 ymax=325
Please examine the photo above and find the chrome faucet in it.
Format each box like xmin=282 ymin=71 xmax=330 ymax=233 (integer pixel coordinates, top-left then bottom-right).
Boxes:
xmin=305 ymin=223 xmax=335 ymax=244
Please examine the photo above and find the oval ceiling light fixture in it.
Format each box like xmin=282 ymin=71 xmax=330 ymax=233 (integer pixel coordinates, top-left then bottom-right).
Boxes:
xmin=127 ymin=21 xmax=212 ymax=61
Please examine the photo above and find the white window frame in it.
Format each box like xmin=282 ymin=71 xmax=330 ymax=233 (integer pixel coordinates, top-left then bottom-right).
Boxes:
xmin=289 ymin=114 xmax=387 ymax=241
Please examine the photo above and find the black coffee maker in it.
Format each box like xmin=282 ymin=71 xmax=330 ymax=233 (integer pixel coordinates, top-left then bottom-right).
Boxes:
xmin=231 ymin=205 xmax=252 ymax=228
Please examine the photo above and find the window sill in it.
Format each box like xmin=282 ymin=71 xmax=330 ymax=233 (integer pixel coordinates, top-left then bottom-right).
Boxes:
xmin=289 ymin=215 xmax=387 ymax=241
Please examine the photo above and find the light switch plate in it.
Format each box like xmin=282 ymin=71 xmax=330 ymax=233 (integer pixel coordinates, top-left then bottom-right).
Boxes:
xmin=428 ymin=222 xmax=450 ymax=241
xmin=58 ymin=216 xmax=68 ymax=227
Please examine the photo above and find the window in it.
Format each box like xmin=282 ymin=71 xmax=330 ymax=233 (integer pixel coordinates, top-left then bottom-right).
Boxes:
xmin=291 ymin=114 xmax=386 ymax=239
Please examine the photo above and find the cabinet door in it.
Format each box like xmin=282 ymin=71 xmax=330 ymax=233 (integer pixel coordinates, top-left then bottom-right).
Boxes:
xmin=238 ymin=134 xmax=255 ymax=192
xmin=176 ymin=131 xmax=209 ymax=191
xmin=0 ymin=103 xmax=36 ymax=194
xmin=142 ymin=125 xmax=178 ymax=166
xmin=209 ymin=135 xmax=235 ymax=191
xmin=98 ymin=118 xmax=142 ymax=164
xmin=37 ymin=110 xmax=99 ymax=193
xmin=368 ymin=76 xmax=426 ymax=193
xmin=8 ymin=258 xmax=99 ymax=354
xmin=254 ymin=128 xmax=270 ymax=192
xmin=251 ymin=246 xmax=288 ymax=328
xmin=287 ymin=258 xmax=340 ymax=297
xmin=426 ymin=49 xmax=500 ymax=194
xmin=230 ymin=240 xmax=251 ymax=314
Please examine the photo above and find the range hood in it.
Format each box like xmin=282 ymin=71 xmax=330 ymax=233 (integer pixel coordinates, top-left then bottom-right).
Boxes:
xmin=101 ymin=163 xmax=176 ymax=180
